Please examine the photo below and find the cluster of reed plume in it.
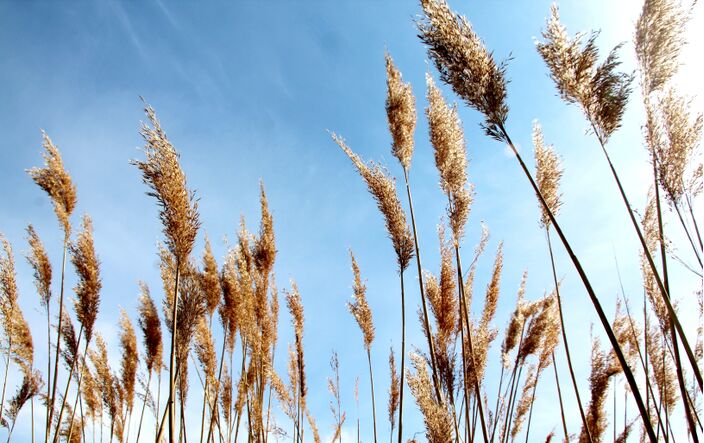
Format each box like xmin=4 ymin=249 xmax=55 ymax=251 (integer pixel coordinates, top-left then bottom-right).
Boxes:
xmin=0 ymin=0 xmax=701 ymax=442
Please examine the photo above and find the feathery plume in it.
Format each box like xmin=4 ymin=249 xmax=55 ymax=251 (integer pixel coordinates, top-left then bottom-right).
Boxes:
xmin=654 ymin=89 xmax=703 ymax=206
xmin=254 ymin=182 xmax=277 ymax=277
xmin=3 ymin=370 xmax=42 ymax=432
xmin=81 ymin=365 xmax=101 ymax=421
xmin=426 ymin=74 xmax=473 ymax=240
xmin=406 ymin=352 xmax=453 ymax=443
xmin=194 ymin=317 xmax=217 ymax=383
xmin=501 ymin=271 xmax=527 ymax=367
xmin=119 ymin=310 xmax=138 ymax=413
xmin=286 ymin=282 xmax=307 ymax=408
xmin=536 ymin=4 xmax=634 ymax=142
xmin=579 ymin=337 xmax=622 ymax=443
xmin=347 ymin=251 xmax=375 ymax=351
xmin=219 ymin=248 xmax=239 ymax=352
xmin=533 ymin=122 xmax=563 ymax=228
xmin=200 ymin=236 xmax=221 ymax=319
xmin=131 ymin=103 xmax=200 ymax=265
xmin=26 ymin=225 xmax=52 ymax=308
xmin=418 ymin=0 xmax=509 ymax=141
xmin=59 ymin=312 xmax=79 ymax=371
xmin=137 ymin=282 xmax=163 ymax=375
xmin=27 ymin=132 xmax=77 ymax=237
xmin=332 ymin=134 xmax=415 ymax=271
xmin=385 ymin=53 xmax=416 ymax=170
xmin=70 ymin=215 xmax=101 ymax=343
xmin=388 ymin=347 xmax=400 ymax=433
xmin=510 ymin=364 xmax=537 ymax=440
xmin=635 ymin=0 xmax=687 ymax=94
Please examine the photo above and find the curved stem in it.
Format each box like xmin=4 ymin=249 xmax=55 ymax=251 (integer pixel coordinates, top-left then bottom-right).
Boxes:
xmin=498 ymin=124 xmax=656 ymax=443
xmin=47 ymin=238 xmax=68 ymax=443
xmin=397 ymin=270 xmax=406 ymax=443
xmin=367 ymin=348 xmax=378 ymax=443
xmin=546 ymin=229 xmax=592 ymax=443
xmin=454 ymin=245 xmax=489 ymax=443
xmin=403 ymin=168 xmax=444 ymax=403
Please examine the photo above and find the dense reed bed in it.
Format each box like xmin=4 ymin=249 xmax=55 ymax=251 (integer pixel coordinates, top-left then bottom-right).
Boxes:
xmin=0 ymin=0 xmax=701 ymax=442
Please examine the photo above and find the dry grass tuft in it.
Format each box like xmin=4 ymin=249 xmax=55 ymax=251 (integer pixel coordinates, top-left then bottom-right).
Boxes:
xmin=332 ymin=134 xmax=415 ymax=271
xmin=70 ymin=215 xmax=101 ymax=343
xmin=347 ymin=251 xmax=375 ymax=351
xmin=536 ymin=4 xmax=633 ymax=142
xmin=406 ymin=352 xmax=453 ymax=443
xmin=131 ymin=103 xmax=200 ymax=265
xmin=26 ymin=225 xmax=52 ymax=308
xmin=418 ymin=0 xmax=509 ymax=141
xmin=27 ymin=132 xmax=77 ymax=237
xmin=385 ymin=52 xmax=417 ymax=170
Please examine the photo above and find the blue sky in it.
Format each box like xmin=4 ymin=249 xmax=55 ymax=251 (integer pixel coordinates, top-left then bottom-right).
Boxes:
xmin=0 ymin=0 xmax=701 ymax=441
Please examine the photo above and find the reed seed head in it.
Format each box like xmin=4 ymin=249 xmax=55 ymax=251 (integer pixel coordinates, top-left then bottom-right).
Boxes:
xmin=70 ymin=215 xmax=101 ymax=343
xmin=406 ymin=352 xmax=454 ymax=443
xmin=385 ymin=52 xmax=416 ymax=170
xmin=533 ymin=121 xmax=563 ymax=228
xmin=131 ymin=103 xmax=200 ymax=265
xmin=536 ymin=4 xmax=633 ymax=142
xmin=119 ymin=309 xmax=138 ymax=411
xmin=635 ymin=0 xmax=687 ymax=94
xmin=418 ymin=0 xmax=509 ymax=141
xmin=27 ymin=132 xmax=77 ymax=237
xmin=347 ymin=251 xmax=375 ymax=350
xmin=200 ymin=235 xmax=221 ymax=318
xmin=26 ymin=224 xmax=52 ymax=309
xmin=388 ymin=347 xmax=400 ymax=431
xmin=332 ymin=134 xmax=415 ymax=271
xmin=137 ymin=282 xmax=163 ymax=374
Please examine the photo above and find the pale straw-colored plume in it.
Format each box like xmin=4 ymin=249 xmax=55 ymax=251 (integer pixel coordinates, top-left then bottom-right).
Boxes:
xmin=90 ymin=334 xmax=119 ymax=428
xmin=119 ymin=309 xmax=138 ymax=413
xmin=518 ymin=294 xmax=556 ymax=365
xmin=646 ymin=321 xmax=679 ymax=411
xmin=635 ymin=0 xmax=687 ymax=95
xmin=254 ymin=182 xmax=277 ymax=277
xmin=131 ymin=103 xmax=200 ymax=265
xmin=388 ymin=347 xmax=400 ymax=432
xmin=536 ymin=296 xmax=561 ymax=373
xmin=532 ymin=122 xmax=563 ymax=229
xmin=579 ymin=337 xmax=622 ymax=443
xmin=306 ymin=408 xmax=322 ymax=443
xmin=0 ymin=237 xmax=34 ymax=374
xmin=81 ymin=365 xmax=101 ymax=421
xmin=536 ymin=4 xmax=633 ymax=142
xmin=27 ymin=132 xmax=77 ymax=237
xmin=639 ymin=193 xmax=670 ymax=332
xmin=3 ymin=370 xmax=42 ymax=436
xmin=426 ymin=225 xmax=457 ymax=344
xmin=426 ymin=74 xmax=473 ymax=240
xmin=653 ymin=89 xmax=703 ymax=206
xmin=332 ymin=134 xmax=415 ymax=271
xmin=418 ymin=0 xmax=509 ymax=141
xmin=385 ymin=52 xmax=416 ymax=170
xmin=510 ymin=364 xmax=537 ymax=440
xmin=406 ymin=352 xmax=453 ymax=443
xmin=200 ymin=236 xmax=221 ymax=319
xmin=219 ymin=247 xmax=240 ymax=352
xmin=347 ymin=251 xmax=375 ymax=351
xmin=501 ymin=271 xmax=527 ymax=367
xmin=137 ymin=282 xmax=163 ymax=375
xmin=194 ymin=316 xmax=217 ymax=383
xmin=285 ymin=282 xmax=307 ymax=407
xmin=26 ymin=225 xmax=52 ymax=308
xmin=70 ymin=215 xmax=101 ymax=343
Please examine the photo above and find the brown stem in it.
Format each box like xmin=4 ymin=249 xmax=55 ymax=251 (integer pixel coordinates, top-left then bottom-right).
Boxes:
xmin=545 ymin=229 xmax=592 ymax=443
xmin=498 ymin=124 xmax=657 ymax=442
xmin=168 ymin=261 xmax=182 ymax=443
xmin=367 ymin=348 xmax=378 ymax=443
xmin=397 ymin=270 xmax=406 ymax=443
xmin=47 ymin=238 xmax=68 ymax=443
xmin=551 ymin=353 xmax=569 ymax=443
xmin=403 ymin=168 xmax=444 ymax=403
xmin=454 ymin=245 xmax=489 ymax=443
xmin=135 ymin=370 xmax=152 ymax=443
xmin=52 ymin=324 xmax=84 ymax=443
